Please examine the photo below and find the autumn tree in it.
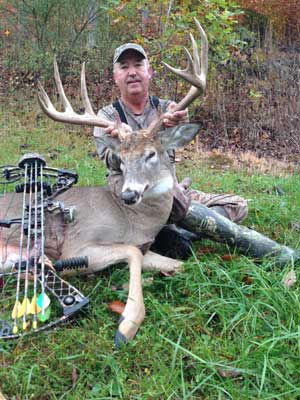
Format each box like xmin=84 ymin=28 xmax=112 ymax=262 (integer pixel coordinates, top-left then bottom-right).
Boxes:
xmin=237 ymin=0 xmax=300 ymax=47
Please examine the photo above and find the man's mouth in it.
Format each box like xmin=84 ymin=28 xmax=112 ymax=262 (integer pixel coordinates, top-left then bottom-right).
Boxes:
xmin=127 ymin=80 xmax=141 ymax=85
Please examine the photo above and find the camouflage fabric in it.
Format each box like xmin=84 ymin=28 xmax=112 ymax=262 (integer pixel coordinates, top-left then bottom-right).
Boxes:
xmin=186 ymin=190 xmax=248 ymax=224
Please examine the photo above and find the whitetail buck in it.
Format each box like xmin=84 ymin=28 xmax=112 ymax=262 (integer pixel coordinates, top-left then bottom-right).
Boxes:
xmin=0 ymin=19 xmax=208 ymax=346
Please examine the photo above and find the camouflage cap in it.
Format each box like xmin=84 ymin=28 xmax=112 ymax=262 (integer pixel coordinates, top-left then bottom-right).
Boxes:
xmin=113 ymin=43 xmax=147 ymax=64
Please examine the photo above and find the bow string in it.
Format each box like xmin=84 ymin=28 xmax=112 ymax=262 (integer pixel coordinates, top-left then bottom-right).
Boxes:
xmin=0 ymin=153 xmax=89 ymax=339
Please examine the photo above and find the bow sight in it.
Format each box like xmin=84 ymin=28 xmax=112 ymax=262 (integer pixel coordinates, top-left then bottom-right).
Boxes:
xmin=0 ymin=153 xmax=88 ymax=339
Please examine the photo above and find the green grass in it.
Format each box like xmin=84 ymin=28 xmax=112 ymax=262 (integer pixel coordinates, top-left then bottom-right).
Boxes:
xmin=1 ymin=98 xmax=300 ymax=399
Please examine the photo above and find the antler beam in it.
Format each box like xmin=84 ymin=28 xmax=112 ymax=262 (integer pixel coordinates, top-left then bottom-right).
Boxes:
xmin=37 ymin=59 xmax=115 ymax=129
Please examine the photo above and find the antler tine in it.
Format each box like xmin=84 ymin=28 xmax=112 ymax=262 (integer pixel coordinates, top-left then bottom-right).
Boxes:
xmin=37 ymin=59 xmax=115 ymax=129
xmin=53 ymin=57 xmax=73 ymax=113
xmin=37 ymin=80 xmax=56 ymax=115
xmin=163 ymin=17 xmax=208 ymax=112
xmin=80 ymin=62 xmax=95 ymax=116
xmin=194 ymin=17 xmax=208 ymax=79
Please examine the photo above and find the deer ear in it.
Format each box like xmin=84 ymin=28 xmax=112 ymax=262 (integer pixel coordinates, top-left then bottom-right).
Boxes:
xmin=158 ymin=123 xmax=202 ymax=150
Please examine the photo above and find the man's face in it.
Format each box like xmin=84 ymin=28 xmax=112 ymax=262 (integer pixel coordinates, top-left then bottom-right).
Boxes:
xmin=113 ymin=50 xmax=152 ymax=99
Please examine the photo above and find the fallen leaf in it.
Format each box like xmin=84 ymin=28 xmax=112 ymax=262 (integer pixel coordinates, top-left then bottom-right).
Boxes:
xmin=108 ymin=300 xmax=126 ymax=315
xmin=198 ymin=246 xmax=215 ymax=256
xmin=72 ymin=367 xmax=78 ymax=386
xmin=242 ymin=275 xmax=253 ymax=285
xmin=218 ymin=368 xmax=243 ymax=378
xmin=282 ymin=270 xmax=296 ymax=288
xmin=221 ymin=254 xmax=240 ymax=262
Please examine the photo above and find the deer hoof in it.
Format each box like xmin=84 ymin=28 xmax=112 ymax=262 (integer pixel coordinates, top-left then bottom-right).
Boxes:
xmin=114 ymin=315 xmax=140 ymax=348
xmin=115 ymin=330 xmax=129 ymax=350
xmin=114 ymin=329 xmax=129 ymax=349
xmin=115 ymin=316 xmax=128 ymax=348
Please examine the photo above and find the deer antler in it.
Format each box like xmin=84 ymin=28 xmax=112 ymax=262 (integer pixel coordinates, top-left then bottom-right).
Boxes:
xmin=37 ymin=58 xmax=116 ymax=129
xmin=163 ymin=17 xmax=208 ymax=112
xmin=38 ymin=18 xmax=208 ymax=139
xmin=145 ymin=18 xmax=208 ymax=138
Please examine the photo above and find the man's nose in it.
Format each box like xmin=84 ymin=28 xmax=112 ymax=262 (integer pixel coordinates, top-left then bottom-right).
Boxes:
xmin=128 ymin=66 xmax=137 ymax=76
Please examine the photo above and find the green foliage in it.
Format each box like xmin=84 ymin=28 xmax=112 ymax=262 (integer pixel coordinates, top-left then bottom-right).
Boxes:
xmin=2 ymin=0 xmax=121 ymax=78
xmin=109 ymin=0 xmax=246 ymax=64
xmin=1 ymin=0 xmax=252 ymax=82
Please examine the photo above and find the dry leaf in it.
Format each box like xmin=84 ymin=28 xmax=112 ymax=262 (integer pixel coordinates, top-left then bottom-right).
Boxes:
xmin=72 ymin=367 xmax=78 ymax=386
xmin=198 ymin=246 xmax=215 ymax=256
xmin=282 ymin=270 xmax=296 ymax=288
xmin=221 ymin=254 xmax=240 ymax=262
xmin=242 ymin=275 xmax=253 ymax=285
xmin=218 ymin=368 xmax=243 ymax=378
xmin=108 ymin=300 xmax=126 ymax=315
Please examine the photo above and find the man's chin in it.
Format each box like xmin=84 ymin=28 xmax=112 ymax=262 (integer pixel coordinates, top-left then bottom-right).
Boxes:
xmin=127 ymin=88 xmax=143 ymax=96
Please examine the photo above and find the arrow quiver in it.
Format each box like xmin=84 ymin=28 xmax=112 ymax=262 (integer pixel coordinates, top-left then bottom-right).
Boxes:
xmin=0 ymin=153 xmax=88 ymax=339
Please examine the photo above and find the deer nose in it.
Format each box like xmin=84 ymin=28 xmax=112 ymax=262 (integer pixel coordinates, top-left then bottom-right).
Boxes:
xmin=121 ymin=189 xmax=139 ymax=205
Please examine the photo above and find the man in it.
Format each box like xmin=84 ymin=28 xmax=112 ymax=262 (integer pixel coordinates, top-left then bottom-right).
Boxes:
xmin=93 ymin=43 xmax=299 ymax=265
xmin=93 ymin=43 xmax=248 ymax=223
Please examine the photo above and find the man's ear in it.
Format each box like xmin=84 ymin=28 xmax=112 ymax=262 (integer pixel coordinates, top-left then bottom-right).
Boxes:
xmin=158 ymin=123 xmax=202 ymax=150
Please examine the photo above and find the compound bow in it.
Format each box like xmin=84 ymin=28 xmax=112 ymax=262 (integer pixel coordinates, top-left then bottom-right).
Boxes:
xmin=0 ymin=153 xmax=89 ymax=339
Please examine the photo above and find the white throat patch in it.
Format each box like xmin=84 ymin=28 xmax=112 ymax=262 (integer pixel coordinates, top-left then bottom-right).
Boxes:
xmin=143 ymin=175 xmax=174 ymax=199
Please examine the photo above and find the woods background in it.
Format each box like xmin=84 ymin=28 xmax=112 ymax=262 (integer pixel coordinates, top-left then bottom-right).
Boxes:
xmin=1 ymin=0 xmax=300 ymax=161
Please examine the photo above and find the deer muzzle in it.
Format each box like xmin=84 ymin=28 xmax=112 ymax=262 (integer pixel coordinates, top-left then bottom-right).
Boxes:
xmin=121 ymin=189 xmax=140 ymax=205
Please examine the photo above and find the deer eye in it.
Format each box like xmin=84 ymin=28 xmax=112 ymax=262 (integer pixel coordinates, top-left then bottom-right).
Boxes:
xmin=145 ymin=151 xmax=156 ymax=161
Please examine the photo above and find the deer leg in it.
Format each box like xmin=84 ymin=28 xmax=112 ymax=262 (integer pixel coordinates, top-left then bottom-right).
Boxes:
xmin=142 ymin=250 xmax=183 ymax=276
xmin=61 ymin=244 xmax=145 ymax=347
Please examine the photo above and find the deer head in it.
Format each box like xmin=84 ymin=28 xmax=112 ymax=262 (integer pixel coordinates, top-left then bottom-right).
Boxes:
xmin=37 ymin=18 xmax=208 ymax=205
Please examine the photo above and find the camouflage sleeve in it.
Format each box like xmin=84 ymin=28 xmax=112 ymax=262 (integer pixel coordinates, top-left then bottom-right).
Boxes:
xmin=159 ymin=99 xmax=173 ymax=113
xmin=93 ymin=106 xmax=122 ymax=173
xmin=93 ymin=106 xmax=116 ymax=158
